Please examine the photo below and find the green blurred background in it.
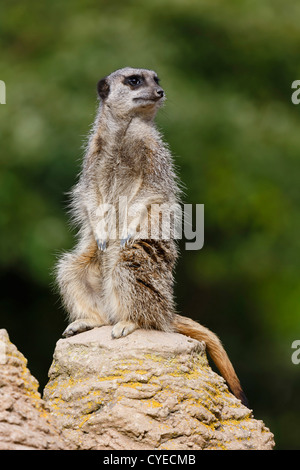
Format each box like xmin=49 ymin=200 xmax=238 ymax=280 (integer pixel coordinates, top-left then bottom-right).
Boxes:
xmin=1 ymin=0 xmax=299 ymax=450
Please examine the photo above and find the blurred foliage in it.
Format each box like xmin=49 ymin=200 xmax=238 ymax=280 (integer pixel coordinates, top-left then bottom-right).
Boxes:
xmin=1 ymin=0 xmax=300 ymax=449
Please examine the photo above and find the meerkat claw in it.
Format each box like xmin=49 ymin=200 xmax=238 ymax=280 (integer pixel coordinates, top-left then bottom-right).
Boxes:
xmin=63 ymin=320 xmax=96 ymax=337
xmin=111 ymin=321 xmax=138 ymax=339
xmin=120 ymin=234 xmax=133 ymax=248
xmin=96 ymin=238 xmax=107 ymax=251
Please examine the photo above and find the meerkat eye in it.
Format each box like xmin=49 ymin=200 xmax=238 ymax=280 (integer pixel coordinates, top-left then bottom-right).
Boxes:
xmin=154 ymin=76 xmax=160 ymax=85
xmin=124 ymin=75 xmax=143 ymax=88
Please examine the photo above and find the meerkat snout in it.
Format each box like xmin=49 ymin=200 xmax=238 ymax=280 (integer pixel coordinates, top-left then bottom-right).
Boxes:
xmin=154 ymin=87 xmax=164 ymax=99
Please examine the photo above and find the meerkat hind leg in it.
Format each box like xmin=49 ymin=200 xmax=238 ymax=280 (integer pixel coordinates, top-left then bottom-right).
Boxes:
xmin=63 ymin=318 xmax=106 ymax=338
xmin=111 ymin=321 xmax=138 ymax=339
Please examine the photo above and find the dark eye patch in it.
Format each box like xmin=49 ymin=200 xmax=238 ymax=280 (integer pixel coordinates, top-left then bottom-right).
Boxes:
xmin=154 ymin=76 xmax=160 ymax=85
xmin=123 ymin=75 xmax=144 ymax=88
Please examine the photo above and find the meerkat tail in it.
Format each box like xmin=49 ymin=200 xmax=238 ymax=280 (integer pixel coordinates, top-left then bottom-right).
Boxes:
xmin=173 ymin=314 xmax=248 ymax=407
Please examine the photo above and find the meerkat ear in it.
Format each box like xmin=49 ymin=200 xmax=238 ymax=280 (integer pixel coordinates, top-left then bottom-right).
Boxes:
xmin=97 ymin=78 xmax=110 ymax=100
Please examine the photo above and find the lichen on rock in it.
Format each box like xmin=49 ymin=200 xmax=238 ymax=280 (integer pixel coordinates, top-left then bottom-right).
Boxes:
xmin=43 ymin=326 xmax=275 ymax=450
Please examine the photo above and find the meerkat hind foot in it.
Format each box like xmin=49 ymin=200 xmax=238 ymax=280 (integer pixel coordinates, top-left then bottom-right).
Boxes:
xmin=62 ymin=319 xmax=105 ymax=338
xmin=111 ymin=321 xmax=138 ymax=339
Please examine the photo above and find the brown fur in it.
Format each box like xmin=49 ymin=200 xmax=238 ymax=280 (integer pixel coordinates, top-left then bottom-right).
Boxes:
xmin=173 ymin=314 xmax=248 ymax=406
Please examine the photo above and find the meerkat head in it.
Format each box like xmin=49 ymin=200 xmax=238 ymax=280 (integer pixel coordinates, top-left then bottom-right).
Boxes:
xmin=97 ymin=67 xmax=165 ymax=119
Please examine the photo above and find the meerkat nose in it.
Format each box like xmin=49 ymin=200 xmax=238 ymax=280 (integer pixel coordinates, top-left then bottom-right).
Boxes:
xmin=155 ymin=88 xmax=164 ymax=98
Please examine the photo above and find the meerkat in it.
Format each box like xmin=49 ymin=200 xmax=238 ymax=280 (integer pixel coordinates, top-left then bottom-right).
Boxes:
xmin=56 ymin=67 xmax=248 ymax=406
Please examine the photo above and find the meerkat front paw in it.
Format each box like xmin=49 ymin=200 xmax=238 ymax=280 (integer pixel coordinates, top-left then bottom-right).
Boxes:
xmin=111 ymin=321 xmax=138 ymax=339
xmin=96 ymin=238 xmax=107 ymax=251
xmin=120 ymin=233 xmax=133 ymax=248
xmin=63 ymin=319 xmax=103 ymax=337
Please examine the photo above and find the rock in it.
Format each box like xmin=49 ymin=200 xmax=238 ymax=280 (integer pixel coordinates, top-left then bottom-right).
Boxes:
xmin=43 ymin=326 xmax=275 ymax=450
xmin=0 ymin=326 xmax=275 ymax=450
xmin=0 ymin=329 xmax=73 ymax=450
